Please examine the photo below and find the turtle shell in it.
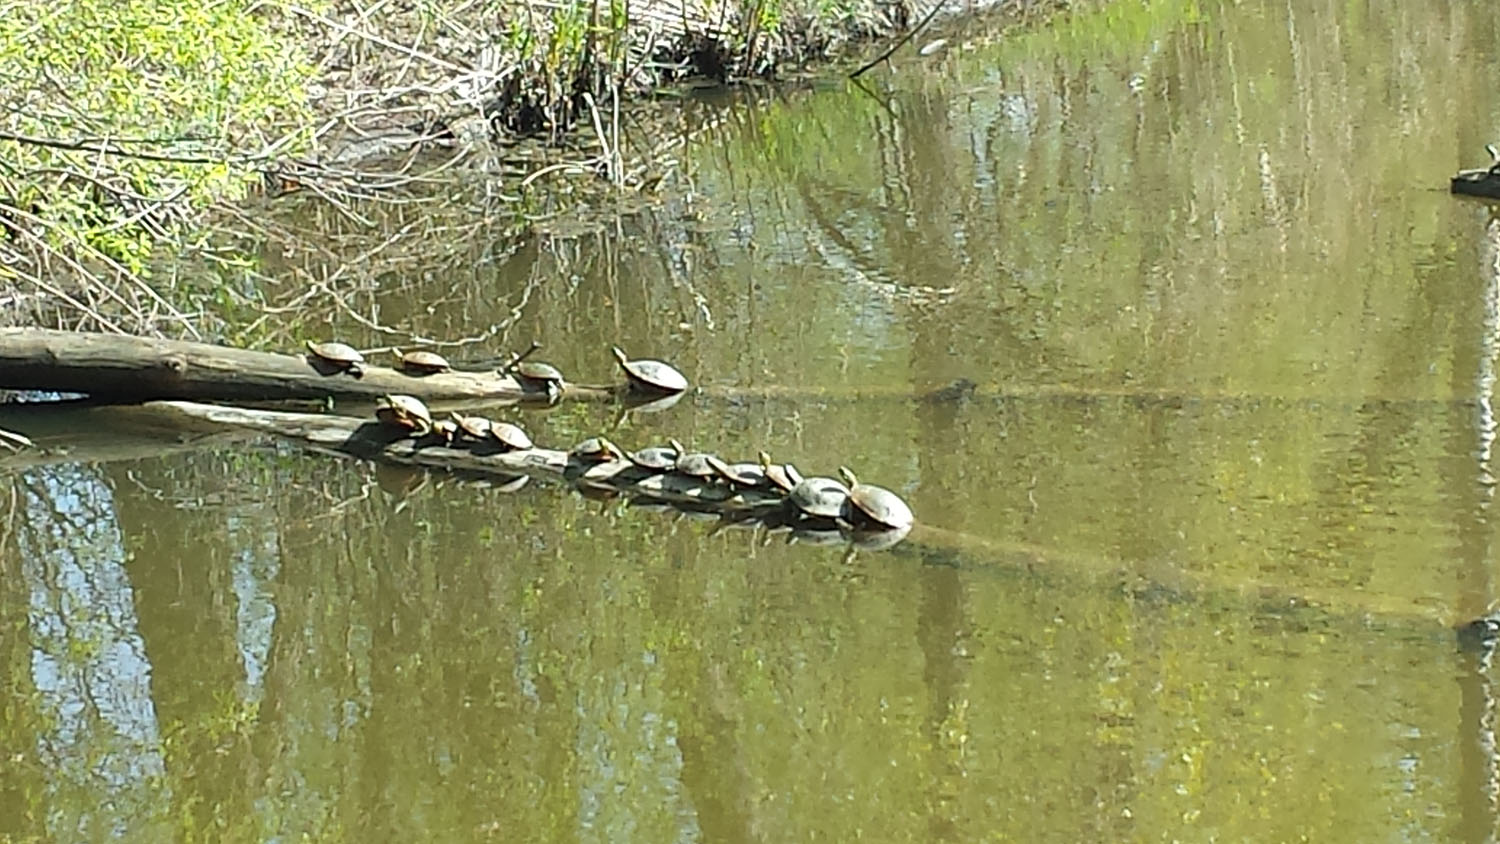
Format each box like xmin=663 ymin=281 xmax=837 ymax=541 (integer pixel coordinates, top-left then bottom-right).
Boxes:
xmin=709 ymin=456 xmax=767 ymax=489
xmin=448 ymin=412 xmax=492 ymax=439
xmin=787 ymin=476 xmax=850 ymax=520
xmin=489 ymin=421 xmax=533 ymax=451
xmin=628 ymin=443 xmax=680 ymax=472
xmin=398 ymin=349 xmax=452 ymax=375
xmin=307 ymin=341 xmax=365 ymax=376
xmin=668 ymin=439 xmax=719 ymax=478
xmin=376 ymin=394 xmax=432 ymax=433
xmin=838 ymin=467 xmax=914 ymax=530
xmin=612 ymin=346 xmax=688 ymax=394
xmin=513 ymin=361 xmax=564 ymax=383
xmin=571 ymin=436 xmax=623 ymax=463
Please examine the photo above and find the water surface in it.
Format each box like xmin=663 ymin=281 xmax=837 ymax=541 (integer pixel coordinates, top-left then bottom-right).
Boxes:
xmin=7 ymin=0 xmax=1500 ymax=839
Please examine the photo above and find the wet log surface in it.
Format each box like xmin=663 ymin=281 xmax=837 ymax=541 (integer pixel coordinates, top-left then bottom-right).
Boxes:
xmin=0 ymin=328 xmax=618 ymax=404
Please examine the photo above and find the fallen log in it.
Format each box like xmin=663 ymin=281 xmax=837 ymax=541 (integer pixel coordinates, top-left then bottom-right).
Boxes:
xmin=0 ymin=327 xmax=619 ymax=404
xmin=0 ymin=398 xmax=1463 ymax=639
xmin=4 ymin=329 xmax=1481 ymax=414
xmin=135 ymin=399 xmax=790 ymax=515
xmin=139 ymin=401 xmax=1463 ymax=634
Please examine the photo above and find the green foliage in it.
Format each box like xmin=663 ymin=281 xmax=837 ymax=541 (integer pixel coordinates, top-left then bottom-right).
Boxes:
xmin=0 ymin=0 xmax=313 ymax=278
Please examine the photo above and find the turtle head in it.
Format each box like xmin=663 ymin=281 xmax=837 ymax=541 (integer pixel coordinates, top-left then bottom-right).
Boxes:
xmin=611 ymin=346 xmax=630 ymax=367
xmin=838 ymin=466 xmax=859 ymax=487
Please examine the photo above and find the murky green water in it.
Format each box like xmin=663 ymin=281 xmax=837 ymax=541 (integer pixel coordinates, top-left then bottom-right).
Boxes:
xmin=8 ymin=0 xmax=1500 ymax=839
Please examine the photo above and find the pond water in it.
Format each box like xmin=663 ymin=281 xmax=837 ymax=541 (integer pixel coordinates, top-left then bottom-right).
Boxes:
xmin=7 ymin=0 xmax=1500 ymax=839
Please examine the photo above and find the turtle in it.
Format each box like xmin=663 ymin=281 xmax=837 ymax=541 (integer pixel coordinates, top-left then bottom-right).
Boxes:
xmin=375 ymin=394 xmax=432 ymax=434
xmin=306 ymin=340 xmax=364 ymax=377
xmin=708 ymin=455 xmax=768 ymax=490
xmin=397 ymin=348 xmax=452 ymax=375
xmin=502 ymin=342 xmax=565 ymax=398
xmin=786 ymin=474 xmax=850 ymax=521
xmin=571 ymin=436 xmax=624 ymax=463
xmin=612 ymin=346 xmax=688 ymax=394
xmin=838 ymin=466 xmax=914 ymax=531
xmin=627 ymin=442 xmax=680 ymax=472
xmin=758 ymin=451 xmax=803 ymax=494
xmin=448 ymin=412 xmax=492 ymax=440
xmin=668 ymin=439 xmax=720 ymax=480
xmin=428 ymin=417 xmax=461 ymax=446
xmin=489 ymin=421 xmax=533 ymax=451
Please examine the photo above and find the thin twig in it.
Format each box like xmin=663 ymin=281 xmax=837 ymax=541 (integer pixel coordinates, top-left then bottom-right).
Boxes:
xmin=850 ymin=0 xmax=945 ymax=79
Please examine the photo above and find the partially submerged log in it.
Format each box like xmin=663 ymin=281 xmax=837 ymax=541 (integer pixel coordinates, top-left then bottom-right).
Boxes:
xmin=0 ymin=398 xmax=1463 ymax=637
xmin=0 ymin=328 xmax=618 ymax=404
xmin=138 ymin=399 xmax=789 ymax=515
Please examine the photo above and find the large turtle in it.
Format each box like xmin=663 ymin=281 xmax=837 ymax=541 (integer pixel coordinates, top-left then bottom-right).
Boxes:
xmin=838 ymin=467 xmax=914 ymax=530
xmin=612 ymin=346 xmax=688 ymax=394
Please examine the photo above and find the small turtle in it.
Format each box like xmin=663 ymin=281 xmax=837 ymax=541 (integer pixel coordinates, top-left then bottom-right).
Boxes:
xmin=376 ymin=394 xmax=432 ymax=434
xmin=306 ymin=340 xmax=365 ymax=377
xmin=571 ymin=436 xmax=624 ymax=463
xmin=838 ymin=467 xmax=914 ymax=531
xmin=503 ymin=342 xmax=565 ymax=398
xmin=758 ymin=451 xmax=803 ymax=494
xmin=397 ymin=348 xmax=452 ymax=375
xmin=489 ymin=421 xmax=533 ymax=451
xmin=612 ymin=346 xmax=688 ymax=394
xmin=628 ymin=442 xmax=681 ymax=472
xmin=448 ymin=412 xmax=492 ymax=440
xmin=428 ymin=417 xmax=461 ymax=446
xmin=668 ymin=439 xmax=720 ymax=480
xmin=787 ymin=474 xmax=850 ymax=521
xmin=708 ymin=455 xmax=768 ymax=489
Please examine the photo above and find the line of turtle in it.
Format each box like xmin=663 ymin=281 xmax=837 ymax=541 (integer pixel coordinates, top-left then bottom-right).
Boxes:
xmin=368 ymin=393 xmax=912 ymax=531
xmin=305 ymin=341 xmax=691 ymax=404
xmin=564 ymin=435 xmax=913 ymax=531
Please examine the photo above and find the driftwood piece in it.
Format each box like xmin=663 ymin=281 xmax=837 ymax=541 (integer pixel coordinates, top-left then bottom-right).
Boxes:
xmin=0 ymin=328 xmax=618 ymax=404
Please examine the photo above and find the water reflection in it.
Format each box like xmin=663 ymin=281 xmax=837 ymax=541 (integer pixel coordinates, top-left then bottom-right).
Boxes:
xmin=16 ymin=466 xmax=168 ymax=839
